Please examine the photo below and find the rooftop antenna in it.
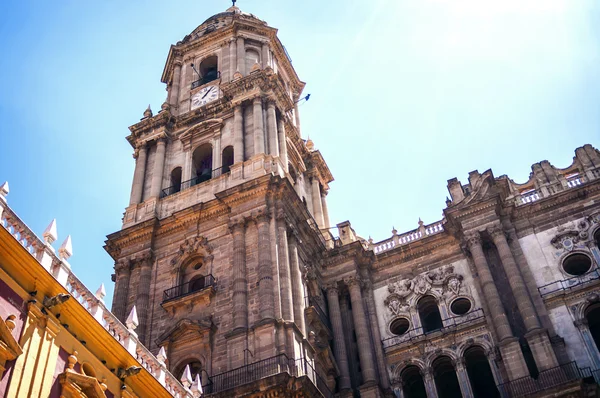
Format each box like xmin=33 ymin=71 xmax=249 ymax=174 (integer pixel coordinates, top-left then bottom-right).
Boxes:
xmin=232 ymin=0 xmax=237 ymax=6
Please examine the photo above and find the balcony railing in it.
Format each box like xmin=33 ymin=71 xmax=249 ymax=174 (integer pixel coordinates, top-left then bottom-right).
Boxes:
xmin=538 ymin=269 xmax=600 ymax=298
xmin=160 ymin=166 xmax=231 ymax=198
xmin=497 ymin=361 xmax=586 ymax=397
xmin=304 ymin=296 xmax=332 ymax=331
xmin=162 ymin=274 xmax=216 ymax=303
xmin=202 ymin=354 xmax=332 ymax=397
xmin=191 ymin=71 xmax=221 ymax=89
xmin=382 ymin=309 xmax=485 ymax=349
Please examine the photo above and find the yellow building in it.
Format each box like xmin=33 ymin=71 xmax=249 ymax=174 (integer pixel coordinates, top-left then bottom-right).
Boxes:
xmin=0 ymin=182 xmax=195 ymax=397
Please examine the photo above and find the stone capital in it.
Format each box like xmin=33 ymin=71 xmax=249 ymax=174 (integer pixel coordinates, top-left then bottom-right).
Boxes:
xmin=344 ymin=275 xmax=362 ymax=289
xmin=115 ymin=259 xmax=131 ymax=273
xmin=463 ymin=231 xmax=482 ymax=248
xmin=574 ymin=318 xmax=589 ymax=328
xmin=228 ymin=216 xmax=247 ymax=233
xmin=487 ymin=224 xmax=505 ymax=240
xmin=252 ymin=96 xmax=263 ymax=106
xmin=324 ymin=283 xmax=339 ymax=295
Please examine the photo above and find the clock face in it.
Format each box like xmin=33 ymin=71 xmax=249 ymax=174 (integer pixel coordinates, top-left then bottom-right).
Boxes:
xmin=191 ymin=85 xmax=219 ymax=109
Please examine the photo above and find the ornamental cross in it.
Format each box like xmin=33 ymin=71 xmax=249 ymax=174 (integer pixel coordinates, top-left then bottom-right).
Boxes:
xmin=232 ymin=0 xmax=237 ymax=6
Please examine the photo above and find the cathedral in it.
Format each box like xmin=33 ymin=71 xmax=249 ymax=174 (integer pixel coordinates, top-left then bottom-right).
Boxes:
xmin=1 ymin=4 xmax=600 ymax=398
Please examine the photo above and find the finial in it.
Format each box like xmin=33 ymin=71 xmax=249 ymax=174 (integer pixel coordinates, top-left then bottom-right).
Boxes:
xmin=191 ymin=373 xmax=203 ymax=396
xmin=157 ymin=346 xmax=167 ymax=364
xmin=0 ymin=181 xmax=9 ymax=203
xmin=67 ymin=350 xmax=78 ymax=372
xmin=126 ymin=306 xmax=139 ymax=332
xmin=43 ymin=219 xmax=58 ymax=246
xmin=368 ymin=236 xmax=373 ymax=244
xmin=59 ymin=235 xmax=73 ymax=261
xmin=181 ymin=364 xmax=193 ymax=388
xmin=160 ymin=101 xmax=170 ymax=112
xmin=5 ymin=315 xmax=16 ymax=332
xmin=392 ymin=227 xmax=397 ymax=236
xmin=143 ymin=105 xmax=153 ymax=119
xmin=418 ymin=217 xmax=424 ymax=227
xmin=95 ymin=283 xmax=106 ymax=302
xmin=306 ymin=138 xmax=314 ymax=151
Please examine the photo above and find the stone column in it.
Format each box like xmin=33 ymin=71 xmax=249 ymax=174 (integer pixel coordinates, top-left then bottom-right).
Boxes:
xmin=321 ymin=191 xmax=331 ymax=229
xmin=257 ymin=213 xmax=275 ymax=320
xmin=288 ymin=235 xmax=306 ymax=335
xmin=489 ymin=225 xmax=558 ymax=370
xmin=455 ymin=359 xmax=474 ymax=398
xmin=236 ymin=36 xmax=245 ymax=76
xmin=465 ymin=231 xmax=529 ymax=380
xmin=230 ymin=219 xmax=248 ymax=330
xmin=266 ymin=101 xmax=279 ymax=157
xmin=423 ymin=369 xmax=439 ymax=398
xmin=212 ymin=135 xmax=221 ymax=174
xmin=229 ymin=38 xmax=237 ymax=80
xmin=261 ymin=41 xmax=270 ymax=69
xmin=112 ymin=259 xmax=131 ymax=322
xmin=150 ymin=137 xmax=167 ymax=198
xmin=233 ymin=105 xmax=244 ymax=163
xmin=253 ymin=97 xmax=265 ymax=155
xmin=575 ymin=319 xmax=600 ymax=371
xmin=277 ymin=117 xmax=288 ymax=172
xmin=135 ymin=254 xmax=153 ymax=344
xmin=129 ymin=144 xmax=148 ymax=205
xmin=276 ymin=212 xmax=293 ymax=321
xmin=344 ymin=276 xmax=377 ymax=384
xmin=170 ymin=61 xmax=182 ymax=108
xmin=325 ymin=284 xmax=351 ymax=391
xmin=363 ymin=279 xmax=390 ymax=389
xmin=311 ymin=177 xmax=325 ymax=228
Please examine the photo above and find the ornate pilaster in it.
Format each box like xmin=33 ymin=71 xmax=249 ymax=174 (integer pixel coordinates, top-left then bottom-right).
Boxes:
xmin=574 ymin=318 xmax=600 ymax=371
xmin=310 ymin=176 xmax=324 ymax=228
xmin=277 ymin=116 xmax=288 ymax=172
xmin=256 ymin=212 xmax=275 ymax=320
xmin=253 ymin=97 xmax=265 ymax=155
xmin=288 ymin=234 xmax=306 ymax=335
xmin=233 ymin=105 xmax=244 ymax=163
xmin=169 ymin=61 xmax=182 ymax=108
xmin=230 ymin=217 xmax=248 ymax=330
xmin=325 ymin=283 xmax=351 ymax=391
xmin=150 ymin=137 xmax=167 ymax=198
xmin=129 ymin=144 xmax=148 ymax=205
xmin=321 ymin=190 xmax=330 ymax=229
xmin=229 ymin=38 xmax=237 ymax=81
xmin=135 ymin=251 xmax=153 ymax=344
xmin=266 ymin=101 xmax=279 ymax=157
xmin=276 ymin=209 xmax=293 ymax=322
xmin=423 ymin=369 xmax=439 ymax=398
xmin=344 ymin=276 xmax=377 ymax=384
xmin=236 ymin=36 xmax=245 ymax=76
xmin=112 ymin=259 xmax=131 ymax=322
xmin=455 ymin=359 xmax=474 ymax=398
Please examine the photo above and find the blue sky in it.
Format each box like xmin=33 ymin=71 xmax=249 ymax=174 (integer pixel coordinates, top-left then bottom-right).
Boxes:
xmin=1 ymin=0 xmax=599 ymax=306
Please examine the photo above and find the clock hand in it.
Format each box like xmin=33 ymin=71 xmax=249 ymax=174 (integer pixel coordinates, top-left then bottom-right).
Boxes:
xmin=201 ymin=86 xmax=214 ymax=99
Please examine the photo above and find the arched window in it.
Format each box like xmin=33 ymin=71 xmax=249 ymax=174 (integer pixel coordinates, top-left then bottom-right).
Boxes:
xmin=432 ymin=356 xmax=462 ymax=398
xmin=417 ymin=295 xmax=443 ymax=333
xmin=464 ymin=346 xmax=499 ymax=398
xmin=586 ymin=303 xmax=600 ymax=353
xmin=594 ymin=228 xmax=600 ymax=251
xmin=176 ymin=360 xmax=203 ymax=381
xmin=199 ymin=56 xmax=218 ymax=84
xmin=222 ymin=146 xmax=234 ymax=173
xmin=401 ymin=366 xmax=427 ymax=398
xmin=562 ymin=253 xmax=592 ymax=276
xmin=192 ymin=144 xmax=213 ymax=185
xmin=246 ymin=49 xmax=260 ymax=73
xmin=170 ymin=167 xmax=182 ymax=194
xmin=189 ymin=275 xmax=207 ymax=293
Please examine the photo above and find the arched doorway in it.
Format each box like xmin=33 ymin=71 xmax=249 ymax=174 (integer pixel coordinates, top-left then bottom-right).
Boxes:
xmin=464 ymin=346 xmax=499 ymax=398
xmin=417 ymin=295 xmax=443 ymax=333
xmin=222 ymin=146 xmax=234 ymax=173
xmin=401 ymin=365 xmax=427 ymax=398
xmin=170 ymin=167 xmax=182 ymax=193
xmin=199 ymin=56 xmax=218 ymax=83
xmin=586 ymin=303 xmax=600 ymax=353
xmin=192 ymin=144 xmax=213 ymax=185
xmin=432 ymin=356 xmax=462 ymax=398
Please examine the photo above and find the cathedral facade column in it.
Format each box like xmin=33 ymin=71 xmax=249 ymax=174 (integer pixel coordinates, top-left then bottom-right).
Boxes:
xmin=112 ymin=259 xmax=130 ymax=322
xmin=276 ymin=210 xmax=293 ymax=322
xmin=233 ymin=104 xmax=244 ymax=163
xmin=423 ymin=369 xmax=439 ymax=398
xmin=261 ymin=41 xmax=270 ymax=69
xmin=362 ymin=278 xmax=390 ymax=389
xmin=135 ymin=253 xmax=153 ymax=344
xmin=321 ymin=191 xmax=330 ymax=229
xmin=288 ymin=235 xmax=306 ymax=336
xmin=325 ymin=283 xmax=351 ymax=391
xmin=129 ymin=144 xmax=147 ymax=205
xmin=230 ymin=218 xmax=248 ymax=330
xmin=344 ymin=276 xmax=377 ymax=384
xmin=253 ymin=97 xmax=265 ymax=155
xmin=150 ymin=137 xmax=167 ymax=198
xmin=236 ymin=36 xmax=245 ymax=76
xmin=310 ymin=177 xmax=324 ymax=228
xmin=464 ymin=231 xmax=529 ymax=380
xmin=169 ymin=61 xmax=182 ymax=108
xmin=277 ymin=117 xmax=288 ymax=172
xmin=257 ymin=213 xmax=275 ymax=320
xmin=488 ymin=224 xmax=558 ymax=370
xmin=266 ymin=101 xmax=279 ymax=157
xmin=455 ymin=359 xmax=474 ymax=398
xmin=229 ymin=38 xmax=237 ymax=80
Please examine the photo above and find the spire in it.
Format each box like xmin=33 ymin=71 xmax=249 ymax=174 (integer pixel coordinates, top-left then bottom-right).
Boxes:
xmin=143 ymin=105 xmax=153 ymax=119
xmin=59 ymin=235 xmax=73 ymax=261
xmin=181 ymin=364 xmax=193 ymax=388
xmin=95 ymin=283 xmax=106 ymax=302
xmin=0 ymin=181 xmax=9 ymax=203
xmin=126 ymin=305 xmax=139 ymax=332
xmin=43 ymin=219 xmax=58 ymax=246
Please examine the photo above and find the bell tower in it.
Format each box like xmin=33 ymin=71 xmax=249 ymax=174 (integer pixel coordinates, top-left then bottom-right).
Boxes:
xmin=105 ymin=4 xmax=336 ymax=395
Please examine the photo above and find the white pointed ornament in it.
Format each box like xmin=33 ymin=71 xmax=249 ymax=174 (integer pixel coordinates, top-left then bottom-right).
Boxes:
xmin=43 ymin=219 xmax=58 ymax=245
xmin=125 ymin=305 xmax=139 ymax=331
xmin=181 ymin=364 xmax=193 ymax=388
xmin=59 ymin=235 xmax=73 ymax=260
xmin=157 ymin=346 xmax=167 ymax=364
xmin=95 ymin=283 xmax=106 ymax=302
xmin=0 ymin=181 xmax=9 ymax=203
xmin=191 ymin=373 xmax=203 ymax=395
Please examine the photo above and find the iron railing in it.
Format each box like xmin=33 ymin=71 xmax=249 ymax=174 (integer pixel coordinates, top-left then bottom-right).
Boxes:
xmin=160 ymin=165 xmax=231 ymax=198
xmin=191 ymin=71 xmax=221 ymax=89
xmin=162 ymin=274 xmax=215 ymax=303
xmin=202 ymin=354 xmax=332 ymax=397
xmin=304 ymin=296 xmax=332 ymax=331
xmin=538 ymin=268 xmax=600 ymax=298
xmin=497 ymin=361 xmax=585 ymax=397
xmin=382 ymin=309 xmax=485 ymax=349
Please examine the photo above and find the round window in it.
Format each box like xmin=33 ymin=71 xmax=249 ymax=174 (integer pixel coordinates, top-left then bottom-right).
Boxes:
xmin=450 ymin=298 xmax=472 ymax=315
xmin=82 ymin=363 xmax=96 ymax=377
xmin=562 ymin=253 xmax=592 ymax=276
xmin=390 ymin=317 xmax=410 ymax=336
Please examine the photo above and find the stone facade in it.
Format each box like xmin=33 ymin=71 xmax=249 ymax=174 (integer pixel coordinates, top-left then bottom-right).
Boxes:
xmin=105 ymin=4 xmax=600 ymax=398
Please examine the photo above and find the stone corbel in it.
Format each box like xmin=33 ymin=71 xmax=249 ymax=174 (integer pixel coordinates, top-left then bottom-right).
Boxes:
xmin=0 ymin=314 xmax=23 ymax=376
